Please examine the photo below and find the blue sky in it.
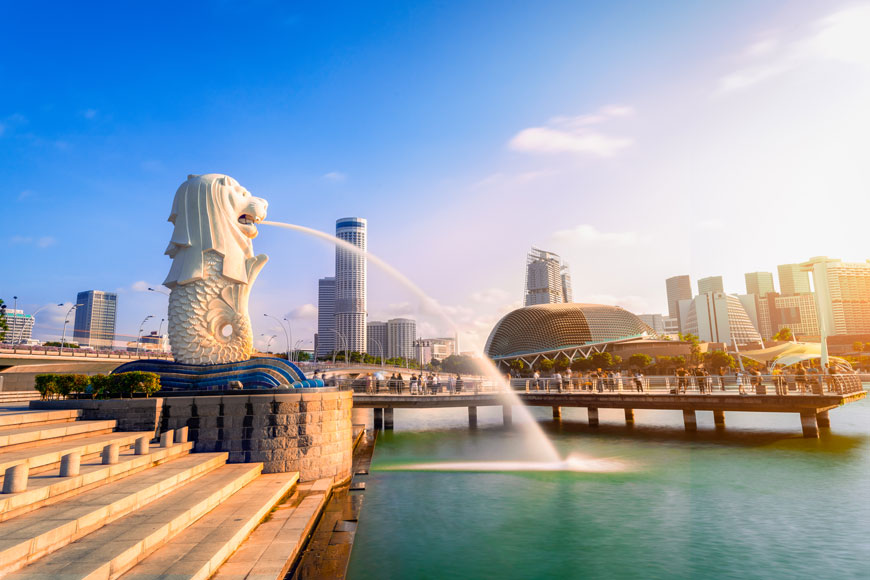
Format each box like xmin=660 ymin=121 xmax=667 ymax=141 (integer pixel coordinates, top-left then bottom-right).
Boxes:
xmin=3 ymin=1 xmax=869 ymax=350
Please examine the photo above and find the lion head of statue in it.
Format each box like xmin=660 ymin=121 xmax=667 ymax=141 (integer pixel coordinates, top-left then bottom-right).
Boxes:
xmin=163 ymin=174 xmax=268 ymax=288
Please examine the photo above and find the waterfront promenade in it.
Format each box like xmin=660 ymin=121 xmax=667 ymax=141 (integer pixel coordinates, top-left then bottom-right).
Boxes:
xmin=351 ymin=375 xmax=867 ymax=437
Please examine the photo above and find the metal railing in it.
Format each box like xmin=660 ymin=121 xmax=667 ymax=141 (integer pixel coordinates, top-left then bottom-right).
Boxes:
xmin=0 ymin=344 xmax=167 ymax=360
xmin=335 ymin=373 xmax=866 ymax=397
xmin=509 ymin=373 xmax=866 ymax=396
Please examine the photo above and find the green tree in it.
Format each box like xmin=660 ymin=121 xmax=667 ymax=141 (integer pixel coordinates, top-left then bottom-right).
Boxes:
xmin=554 ymin=357 xmax=570 ymax=372
xmin=0 ymin=299 xmax=8 ymax=342
xmin=590 ymin=352 xmax=613 ymax=370
xmin=679 ymin=333 xmax=702 ymax=365
xmin=570 ymin=357 xmax=593 ymax=372
xmin=772 ymin=327 xmax=793 ymax=342
xmin=628 ymin=353 xmax=653 ymax=369
xmin=294 ymin=351 xmax=311 ymax=362
xmin=704 ymin=350 xmax=736 ymax=370
xmin=509 ymin=359 xmax=526 ymax=374
xmin=538 ymin=358 xmax=555 ymax=373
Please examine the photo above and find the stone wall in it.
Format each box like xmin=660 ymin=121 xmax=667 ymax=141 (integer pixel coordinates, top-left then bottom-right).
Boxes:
xmin=29 ymin=398 xmax=163 ymax=436
xmin=160 ymin=390 xmax=353 ymax=482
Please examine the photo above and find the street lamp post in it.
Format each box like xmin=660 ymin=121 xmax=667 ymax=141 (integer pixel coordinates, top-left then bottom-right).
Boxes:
xmin=156 ymin=318 xmax=166 ymax=353
xmin=136 ymin=315 xmax=154 ymax=357
xmin=12 ymin=296 xmax=17 ymax=344
xmin=60 ymin=304 xmax=83 ymax=354
xmin=16 ymin=303 xmax=64 ymax=346
xmin=333 ymin=329 xmax=348 ymax=366
xmin=370 ymin=337 xmax=385 ymax=372
xmin=263 ymin=314 xmax=291 ymax=362
xmin=147 ymin=287 xmax=170 ymax=296
xmin=260 ymin=334 xmax=277 ymax=352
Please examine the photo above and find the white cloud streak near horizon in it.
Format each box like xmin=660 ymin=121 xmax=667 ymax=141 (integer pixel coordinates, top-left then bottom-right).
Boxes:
xmin=508 ymin=105 xmax=635 ymax=157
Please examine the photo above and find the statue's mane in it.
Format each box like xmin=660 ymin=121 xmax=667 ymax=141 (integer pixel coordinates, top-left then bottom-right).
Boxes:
xmin=163 ymin=174 xmax=254 ymax=287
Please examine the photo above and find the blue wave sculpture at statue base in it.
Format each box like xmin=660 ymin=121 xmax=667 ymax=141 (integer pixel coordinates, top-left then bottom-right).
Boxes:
xmin=112 ymin=357 xmax=325 ymax=391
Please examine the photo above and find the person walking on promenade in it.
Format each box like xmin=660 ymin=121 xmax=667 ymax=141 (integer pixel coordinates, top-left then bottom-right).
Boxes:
xmin=718 ymin=366 xmax=727 ymax=391
xmin=736 ymin=370 xmax=746 ymax=395
xmin=773 ymin=367 xmax=786 ymax=395
xmin=565 ymin=368 xmax=573 ymax=391
xmin=752 ymin=368 xmax=764 ymax=395
xmin=455 ymin=374 xmax=464 ymax=394
xmin=634 ymin=370 xmax=644 ymax=392
xmin=448 ymin=374 xmax=456 ymax=394
xmin=795 ymin=364 xmax=807 ymax=393
xmin=533 ymin=370 xmax=541 ymax=391
xmin=554 ymin=371 xmax=563 ymax=393
xmin=676 ymin=367 xmax=688 ymax=394
xmin=365 ymin=372 xmax=374 ymax=394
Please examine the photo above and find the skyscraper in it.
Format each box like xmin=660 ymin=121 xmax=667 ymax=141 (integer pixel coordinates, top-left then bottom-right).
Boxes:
xmin=3 ymin=310 xmax=34 ymax=344
xmin=316 ymin=277 xmax=335 ymax=359
xmin=745 ymin=271 xmax=775 ymax=296
xmin=72 ymin=290 xmax=117 ymax=348
xmin=335 ymin=217 xmax=367 ymax=353
xmin=777 ymin=263 xmax=811 ymax=296
xmin=524 ymin=247 xmax=571 ymax=306
xmin=801 ymin=256 xmax=870 ymax=335
xmin=387 ymin=318 xmax=416 ymax=360
xmin=366 ymin=321 xmax=388 ymax=360
xmin=665 ymin=275 xmax=692 ymax=322
xmin=697 ymin=276 xmax=724 ymax=295
xmin=683 ymin=292 xmax=762 ymax=346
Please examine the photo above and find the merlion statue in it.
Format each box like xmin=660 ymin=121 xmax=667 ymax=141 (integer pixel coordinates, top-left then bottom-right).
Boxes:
xmin=163 ymin=174 xmax=268 ymax=365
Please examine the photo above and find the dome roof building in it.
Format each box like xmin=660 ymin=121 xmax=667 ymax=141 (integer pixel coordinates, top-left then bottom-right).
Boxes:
xmin=484 ymin=303 xmax=654 ymax=362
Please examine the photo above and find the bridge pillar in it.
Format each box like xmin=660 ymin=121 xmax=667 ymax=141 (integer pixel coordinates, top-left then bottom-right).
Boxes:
xmin=373 ymin=408 xmax=383 ymax=430
xmin=384 ymin=408 xmax=394 ymax=430
xmin=503 ymin=405 xmax=513 ymax=426
xmin=800 ymin=411 xmax=819 ymax=438
xmin=682 ymin=410 xmax=697 ymax=432
xmin=552 ymin=406 xmax=561 ymax=420
xmin=468 ymin=406 xmax=478 ymax=429
xmin=587 ymin=407 xmax=599 ymax=427
xmin=713 ymin=410 xmax=726 ymax=429
xmin=816 ymin=410 xmax=831 ymax=429
xmin=624 ymin=409 xmax=635 ymax=424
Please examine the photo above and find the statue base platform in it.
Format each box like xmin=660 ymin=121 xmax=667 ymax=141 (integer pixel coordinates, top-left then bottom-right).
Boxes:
xmin=112 ymin=357 xmax=324 ymax=391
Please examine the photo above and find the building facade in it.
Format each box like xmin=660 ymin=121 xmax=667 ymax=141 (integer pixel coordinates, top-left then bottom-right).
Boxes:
xmin=366 ymin=321 xmax=388 ymax=360
xmin=72 ymin=290 xmax=117 ymax=349
xmin=665 ymin=275 xmax=692 ymax=324
xmin=415 ymin=337 xmax=456 ymax=365
xmin=778 ymin=263 xmax=812 ymax=296
xmin=524 ymin=247 xmax=571 ymax=306
xmin=772 ymin=293 xmax=820 ymax=337
xmin=334 ymin=218 xmax=367 ymax=353
xmin=697 ymin=276 xmax=724 ymax=296
xmin=745 ymin=271 xmax=775 ymax=297
xmin=637 ymin=314 xmax=665 ymax=334
xmin=387 ymin=318 xmax=416 ymax=360
xmin=2 ymin=309 xmax=34 ymax=344
xmin=316 ymin=277 xmax=335 ymax=359
xmin=683 ymin=292 xmax=762 ymax=346
xmin=802 ymin=257 xmax=870 ymax=336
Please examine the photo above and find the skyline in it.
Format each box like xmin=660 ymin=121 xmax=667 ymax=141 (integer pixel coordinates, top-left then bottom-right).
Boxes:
xmin=3 ymin=1 xmax=870 ymax=351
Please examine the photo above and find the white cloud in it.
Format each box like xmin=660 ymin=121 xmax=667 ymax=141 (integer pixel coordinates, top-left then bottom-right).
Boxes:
xmin=8 ymin=235 xmax=55 ymax=248
xmin=17 ymin=190 xmax=34 ymax=201
xmin=37 ymin=236 xmax=55 ymax=248
xmin=286 ymin=303 xmax=317 ymax=319
xmin=10 ymin=235 xmax=33 ymax=244
xmin=323 ymin=171 xmax=346 ymax=182
xmin=551 ymin=224 xmax=640 ymax=248
xmin=718 ymin=5 xmax=870 ymax=93
xmin=509 ymin=105 xmax=635 ymax=157
xmin=83 ymin=109 xmax=98 ymax=120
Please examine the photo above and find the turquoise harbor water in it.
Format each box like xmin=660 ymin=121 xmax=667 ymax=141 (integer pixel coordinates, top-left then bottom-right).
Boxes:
xmin=347 ymin=397 xmax=870 ymax=579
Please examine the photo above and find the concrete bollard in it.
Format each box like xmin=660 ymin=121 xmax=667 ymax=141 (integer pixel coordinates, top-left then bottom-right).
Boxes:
xmin=102 ymin=443 xmax=119 ymax=465
xmin=60 ymin=452 xmax=81 ymax=477
xmin=134 ymin=436 xmax=149 ymax=455
xmin=175 ymin=426 xmax=189 ymax=444
xmin=160 ymin=430 xmax=174 ymax=448
xmin=3 ymin=464 xmax=29 ymax=494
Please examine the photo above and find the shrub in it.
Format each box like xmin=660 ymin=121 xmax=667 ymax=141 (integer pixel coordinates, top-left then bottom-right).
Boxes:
xmin=54 ymin=374 xmax=76 ymax=398
xmin=108 ymin=371 xmax=161 ymax=398
xmin=34 ymin=374 xmax=56 ymax=400
xmin=89 ymin=374 xmax=113 ymax=399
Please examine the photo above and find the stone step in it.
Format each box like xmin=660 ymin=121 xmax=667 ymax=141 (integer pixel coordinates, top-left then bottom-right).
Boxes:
xmin=0 ymin=441 xmax=194 ymax=522
xmin=119 ymin=472 xmax=299 ymax=580
xmin=213 ymin=477 xmax=333 ymax=580
xmin=9 ymin=463 xmax=264 ymax=580
xmin=0 ymin=452 xmax=229 ymax=575
xmin=0 ymin=408 xmax=82 ymax=429
xmin=0 ymin=392 xmax=41 ymax=403
xmin=0 ymin=420 xmax=117 ymax=452
xmin=0 ymin=431 xmax=153 ymax=475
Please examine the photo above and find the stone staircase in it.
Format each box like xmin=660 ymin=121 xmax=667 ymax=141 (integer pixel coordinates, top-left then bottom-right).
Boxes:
xmin=0 ymin=391 xmax=42 ymax=405
xmin=0 ymin=405 xmax=302 ymax=579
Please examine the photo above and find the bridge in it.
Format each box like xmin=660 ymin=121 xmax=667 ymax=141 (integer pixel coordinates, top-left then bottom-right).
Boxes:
xmin=349 ymin=374 xmax=867 ymax=438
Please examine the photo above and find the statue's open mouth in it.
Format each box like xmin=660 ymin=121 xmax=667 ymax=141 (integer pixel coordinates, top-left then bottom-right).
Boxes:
xmin=237 ymin=213 xmax=262 ymax=237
